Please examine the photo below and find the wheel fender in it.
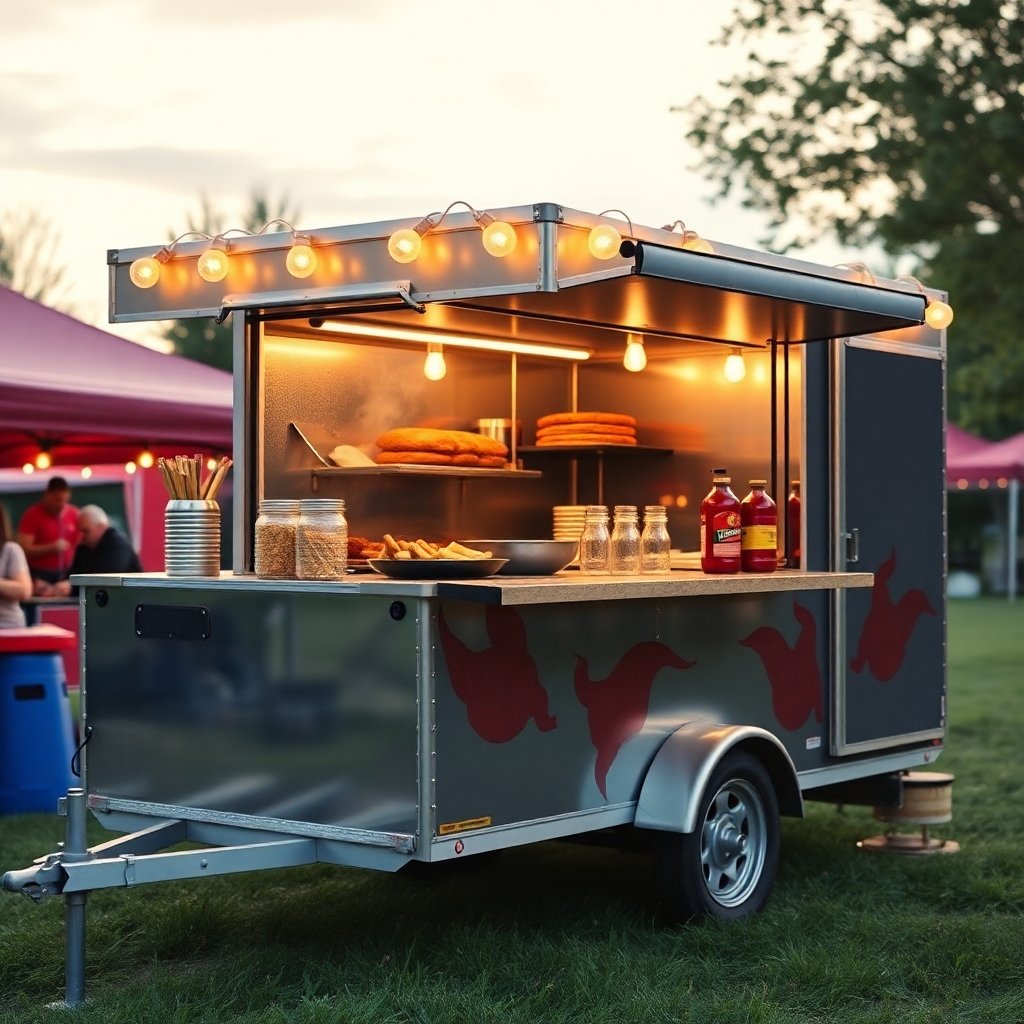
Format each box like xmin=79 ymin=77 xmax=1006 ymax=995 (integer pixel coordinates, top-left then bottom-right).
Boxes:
xmin=634 ymin=722 xmax=803 ymax=833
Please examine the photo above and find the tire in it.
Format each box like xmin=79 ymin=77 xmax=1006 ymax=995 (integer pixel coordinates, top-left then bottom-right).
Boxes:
xmin=654 ymin=751 xmax=780 ymax=923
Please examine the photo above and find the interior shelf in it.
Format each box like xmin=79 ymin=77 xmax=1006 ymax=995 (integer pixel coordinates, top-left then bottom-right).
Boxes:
xmin=519 ymin=445 xmax=673 ymax=457
xmin=311 ymin=465 xmax=541 ymax=480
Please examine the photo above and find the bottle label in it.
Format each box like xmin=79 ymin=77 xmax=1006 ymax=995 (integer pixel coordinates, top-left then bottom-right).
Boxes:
xmin=741 ymin=524 xmax=777 ymax=551
xmin=712 ymin=511 xmax=741 ymax=557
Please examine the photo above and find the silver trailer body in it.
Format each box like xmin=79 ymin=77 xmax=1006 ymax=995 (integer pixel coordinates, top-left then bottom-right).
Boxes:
xmin=5 ymin=202 xmax=948 ymax=1004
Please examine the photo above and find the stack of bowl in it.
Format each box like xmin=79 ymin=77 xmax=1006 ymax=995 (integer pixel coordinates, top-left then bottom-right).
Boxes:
xmin=552 ymin=505 xmax=587 ymax=542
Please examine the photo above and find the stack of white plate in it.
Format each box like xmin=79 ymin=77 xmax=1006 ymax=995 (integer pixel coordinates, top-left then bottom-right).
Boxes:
xmin=552 ymin=504 xmax=588 ymax=541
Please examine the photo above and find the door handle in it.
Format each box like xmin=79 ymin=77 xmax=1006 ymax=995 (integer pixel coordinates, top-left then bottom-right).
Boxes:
xmin=844 ymin=528 xmax=860 ymax=564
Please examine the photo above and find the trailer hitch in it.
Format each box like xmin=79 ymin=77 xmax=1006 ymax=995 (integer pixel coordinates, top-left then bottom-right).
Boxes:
xmin=2 ymin=854 xmax=69 ymax=903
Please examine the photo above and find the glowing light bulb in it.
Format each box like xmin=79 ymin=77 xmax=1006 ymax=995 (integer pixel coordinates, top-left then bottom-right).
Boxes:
xmin=481 ymin=220 xmax=517 ymax=257
xmin=623 ymin=337 xmax=647 ymax=372
xmin=22 ymin=463 xmax=34 ymax=474
xmin=34 ymin=450 xmax=52 ymax=470
xmin=682 ymin=234 xmax=715 ymax=254
xmin=423 ymin=343 xmax=447 ymax=381
xmin=125 ymin=461 xmax=137 ymax=474
xmin=588 ymin=223 xmax=622 ymax=260
xmin=925 ymin=299 xmax=954 ymax=330
xmin=724 ymin=350 xmax=746 ymax=383
xmin=207 ymin=457 xmax=218 ymax=471
xmin=137 ymin=450 xmax=155 ymax=469
xmin=81 ymin=466 xmax=93 ymax=479
xmin=388 ymin=228 xmax=423 ymax=263
xmin=286 ymin=241 xmax=317 ymax=278
xmin=197 ymin=243 xmax=229 ymax=282
xmin=129 ymin=256 xmax=162 ymax=288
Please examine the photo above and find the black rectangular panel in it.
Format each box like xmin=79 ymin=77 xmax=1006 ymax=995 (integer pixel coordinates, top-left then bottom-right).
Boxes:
xmin=134 ymin=604 xmax=211 ymax=641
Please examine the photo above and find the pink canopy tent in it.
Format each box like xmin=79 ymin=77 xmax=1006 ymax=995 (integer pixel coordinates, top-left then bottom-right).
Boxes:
xmin=0 ymin=284 xmax=232 ymax=467
xmin=947 ymin=426 xmax=1023 ymax=601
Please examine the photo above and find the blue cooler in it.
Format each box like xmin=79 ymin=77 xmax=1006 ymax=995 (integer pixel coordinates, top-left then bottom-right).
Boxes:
xmin=0 ymin=626 xmax=77 ymax=814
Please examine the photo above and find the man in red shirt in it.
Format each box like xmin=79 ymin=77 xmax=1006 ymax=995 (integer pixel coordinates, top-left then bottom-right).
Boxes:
xmin=16 ymin=476 xmax=80 ymax=596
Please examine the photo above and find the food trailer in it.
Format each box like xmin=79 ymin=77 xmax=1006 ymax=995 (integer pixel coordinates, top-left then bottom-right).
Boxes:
xmin=4 ymin=202 xmax=948 ymax=1003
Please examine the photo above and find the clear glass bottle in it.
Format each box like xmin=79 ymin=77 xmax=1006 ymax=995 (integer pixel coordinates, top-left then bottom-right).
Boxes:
xmin=610 ymin=504 xmax=642 ymax=574
xmin=579 ymin=505 xmax=610 ymax=574
xmin=641 ymin=504 xmax=672 ymax=574
xmin=254 ymin=498 xmax=300 ymax=579
xmin=296 ymin=498 xmax=348 ymax=580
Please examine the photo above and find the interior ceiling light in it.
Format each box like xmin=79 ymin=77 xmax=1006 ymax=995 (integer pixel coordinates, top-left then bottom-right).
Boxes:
xmin=662 ymin=219 xmax=715 ymax=254
xmin=724 ymin=348 xmax=746 ymax=383
xmin=623 ymin=335 xmax=647 ymax=372
xmin=588 ymin=209 xmax=632 ymax=260
xmin=312 ymin=319 xmax=591 ymax=361
xmin=423 ymin=341 xmax=447 ymax=381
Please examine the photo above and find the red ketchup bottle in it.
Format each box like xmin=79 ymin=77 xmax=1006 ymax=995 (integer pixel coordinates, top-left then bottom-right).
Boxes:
xmin=740 ymin=480 xmax=778 ymax=573
xmin=788 ymin=481 xmax=801 ymax=566
xmin=700 ymin=469 xmax=741 ymax=574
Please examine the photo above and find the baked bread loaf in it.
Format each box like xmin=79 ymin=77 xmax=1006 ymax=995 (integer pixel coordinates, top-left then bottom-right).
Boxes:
xmin=536 ymin=411 xmax=636 ymax=430
xmin=376 ymin=427 xmax=507 ymax=457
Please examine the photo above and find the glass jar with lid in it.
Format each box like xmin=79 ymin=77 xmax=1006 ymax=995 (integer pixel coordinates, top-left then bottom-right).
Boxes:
xmin=640 ymin=504 xmax=672 ymax=574
xmin=610 ymin=505 xmax=642 ymax=574
xmin=296 ymin=498 xmax=348 ymax=580
xmin=579 ymin=505 xmax=610 ymax=574
xmin=254 ymin=499 xmax=300 ymax=579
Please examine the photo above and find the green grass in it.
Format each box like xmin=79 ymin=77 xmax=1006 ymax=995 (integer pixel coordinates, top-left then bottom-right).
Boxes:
xmin=2 ymin=599 xmax=1022 ymax=1023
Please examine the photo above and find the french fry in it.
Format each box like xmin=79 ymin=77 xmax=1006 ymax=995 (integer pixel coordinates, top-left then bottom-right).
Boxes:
xmin=394 ymin=550 xmax=412 ymax=559
xmin=446 ymin=541 xmax=492 ymax=559
xmin=383 ymin=534 xmax=401 ymax=557
xmin=409 ymin=540 xmax=435 ymax=559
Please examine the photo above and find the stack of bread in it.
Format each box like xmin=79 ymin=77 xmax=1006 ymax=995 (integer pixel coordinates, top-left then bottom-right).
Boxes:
xmin=375 ymin=427 xmax=508 ymax=467
xmin=535 ymin=411 xmax=638 ymax=447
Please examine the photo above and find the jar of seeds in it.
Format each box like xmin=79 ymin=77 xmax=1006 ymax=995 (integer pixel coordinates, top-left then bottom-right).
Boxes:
xmin=254 ymin=499 xmax=300 ymax=578
xmin=296 ymin=498 xmax=348 ymax=580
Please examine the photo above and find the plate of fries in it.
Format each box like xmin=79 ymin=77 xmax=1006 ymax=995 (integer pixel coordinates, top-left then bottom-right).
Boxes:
xmin=368 ymin=536 xmax=507 ymax=578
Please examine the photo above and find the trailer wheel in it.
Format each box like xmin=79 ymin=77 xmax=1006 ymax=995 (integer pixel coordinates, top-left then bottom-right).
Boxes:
xmin=654 ymin=751 xmax=779 ymax=923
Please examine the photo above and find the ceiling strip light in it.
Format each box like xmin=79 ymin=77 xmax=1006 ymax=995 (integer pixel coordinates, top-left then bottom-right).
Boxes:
xmin=312 ymin=319 xmax=591 ymax=361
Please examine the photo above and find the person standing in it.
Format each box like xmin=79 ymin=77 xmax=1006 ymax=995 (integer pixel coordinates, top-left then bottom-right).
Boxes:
xmin=16 ymin=476 xmax=80 ymax=595
xmin=53 ymin=505 xmax=142 ymax=596
xmin=0 ymin=504 xmax=32 ymax=627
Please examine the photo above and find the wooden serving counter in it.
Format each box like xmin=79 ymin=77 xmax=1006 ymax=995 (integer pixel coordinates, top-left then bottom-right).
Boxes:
xmin=74 ymin=569 xmax=873 ymax=606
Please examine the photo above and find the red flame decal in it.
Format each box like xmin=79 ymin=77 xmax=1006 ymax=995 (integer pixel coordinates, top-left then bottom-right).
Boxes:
xmin=739 ymin=601 xmax=823 ymax=731
xmin=574 ymin=642 xmax=695 ymax=798
xmin=850 ymin=549 xmax=936 ymax=682
xmin=439 ymin=605 xmax=557 ymax=743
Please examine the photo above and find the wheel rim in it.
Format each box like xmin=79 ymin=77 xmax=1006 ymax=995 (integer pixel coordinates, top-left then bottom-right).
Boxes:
xmin=699 ymin=778 xmax=768 ymax=908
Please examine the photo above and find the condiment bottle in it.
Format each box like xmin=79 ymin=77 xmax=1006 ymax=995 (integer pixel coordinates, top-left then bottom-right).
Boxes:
xmin=579 ymin=505 xmax=610 ymax=574
xmin=296 ymin=498 xmax=348 ymax=580
xmin=610 ymin=505 xmax=642 ymax=575
xmin=254 ymin=499 xmax=300 ymax=579
xmin=641 ymin=504 xmax=672 ymax=574
xmin=788 ymin=480 xmax=801 ymax=566
xmin=740 ymin=480 xmax=778 ymax=573
xmin=700 ymin=468 xmax=741 ymax=574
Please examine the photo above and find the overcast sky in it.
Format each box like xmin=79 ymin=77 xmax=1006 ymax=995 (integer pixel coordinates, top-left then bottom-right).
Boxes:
xmin=0 ymin=0 xmax=854 ymax=348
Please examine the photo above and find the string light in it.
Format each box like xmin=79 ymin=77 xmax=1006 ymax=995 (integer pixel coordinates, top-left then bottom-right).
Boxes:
xmin=724 ymin=349 xmax=746 ymax=382
xmin=22 ymin=463 xmax=34 ymax=475
xmin=623 ymin=335 xmax=647 ymax=372
xmin=662 ymin=220 xmax=715 ymax=254
xmin=34 ymin=449 xmax=52 ymax=470
xmin=81 ymin=467 xmax=93 ymax=479
xmin=137 ymin=448 xmax=155 ymax=469
xmin=128 ymin=231 xmax=211 ymax=289
xmin=197 ymin=236 xmax=230 ymax=283
xmin=125 ymin=461 xmax=137 ymax=474
xmin=387 ymin=202 xmax=520 ymax=263
xmin=897 ymin=275 xmax=954 ymax=329
xmin=588 ymin=209 xmax=632 ymax=260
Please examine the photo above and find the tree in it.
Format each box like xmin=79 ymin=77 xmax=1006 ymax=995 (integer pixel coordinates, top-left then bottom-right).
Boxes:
xmin=0 ymin=208 xmax=74 ymax=311
xmin=164 ymin=191 xmax=301 ymax=372
xmin=683 ymin=0 xmax=1024 ymax=437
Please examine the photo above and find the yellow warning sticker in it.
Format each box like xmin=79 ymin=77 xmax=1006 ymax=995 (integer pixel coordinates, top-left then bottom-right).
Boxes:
xmin=438 ymin=816 xmax=492 ymax=836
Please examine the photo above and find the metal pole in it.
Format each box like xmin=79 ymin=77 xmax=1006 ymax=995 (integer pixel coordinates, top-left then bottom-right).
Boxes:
xmin=1009 ymin=478 xmax=1019 ymax=602
xmin=63 ymin=787 xmax=88 ymax=1007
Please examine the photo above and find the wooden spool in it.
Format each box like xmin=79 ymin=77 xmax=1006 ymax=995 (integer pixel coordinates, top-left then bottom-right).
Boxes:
xmin=858 ymin=771 xmax=959 ymax=856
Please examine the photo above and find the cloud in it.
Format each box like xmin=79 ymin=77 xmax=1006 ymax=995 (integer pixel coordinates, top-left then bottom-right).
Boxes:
xmin=139 ymin=0 xmax=393 ymax=26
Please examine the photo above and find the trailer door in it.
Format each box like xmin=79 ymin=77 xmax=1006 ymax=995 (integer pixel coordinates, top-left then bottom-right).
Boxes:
xmin=832 ymin=338 xmax=946 ymax=755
